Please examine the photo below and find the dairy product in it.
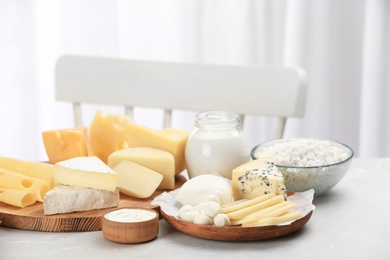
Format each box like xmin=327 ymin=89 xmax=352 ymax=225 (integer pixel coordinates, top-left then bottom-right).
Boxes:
xmin=42 ymin=127 xmax=88 ymax=164
xmin=232 ymin=159 xmax=287 ymax=200
xmin=44 ymin=185 xmax=119 ymax=215
xmin=113 ymin=160 xmax=163 ymax=198
xmin=53 ymin=156 xmax=117 ymax=192
xmin=88 ymin=111 xmax=189 ymax=174
xmin=104 ymin=208 xmax=157 ymax=223
xmin=0 ymin=168 xmax=49 ymax=202
xmin=176 ymin=174 xmax=232 ymax=206
xmin=108 ymin=147 xmax=175 ymax=190
xmin=0 ymin=156 xmax=54 ymax=188
xmin=185 ymin=111 xmax=250 ymax=179
xmin=255 ymin=139 xmax=349 ymax=167
xmin=0 ymin=188 xmax=36 ymax=208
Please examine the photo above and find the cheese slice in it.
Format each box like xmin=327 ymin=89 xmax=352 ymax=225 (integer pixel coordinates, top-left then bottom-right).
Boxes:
xmin=0 ymin=188 xmax=36 ymax=208
xmin=53 ymin=156 xmax=117 ymax=191
xmin=113 ymin=160 xmax=163 ymax=198
xmin=43 ymin=185 xmax=119 ymax=215
xmin=108 ymin=147 xmax=175 ymax=190
xmin=232 ymin=159 xmax=287 ymax=200
xmin=0 ymin=168 xmax=49 ymax=202
xmin=0 ymin=156 xmax=54 ymax=188
xmin=88 ymin=111 xmax=190 ymax=174
xmin=42 ymin=127 xmax=88 ymax=164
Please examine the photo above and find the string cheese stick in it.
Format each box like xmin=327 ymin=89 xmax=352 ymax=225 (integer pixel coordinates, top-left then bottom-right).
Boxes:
xmin=226 ymin=195 xmax=284 ymax=220
xmin=221 ymin=193 xmax=276 ymax=213
xmin=0 ymin=156 xmax=54 ymax=188
xmin=0 ymin=188 xmax=37 ymax=208
xmin=0 ymin=168 xmax=49 ymax=202
xmin=242 ymin=211 xmax=303 ymax=227
xmin=230 ymin=202 xmax=295 ymax=225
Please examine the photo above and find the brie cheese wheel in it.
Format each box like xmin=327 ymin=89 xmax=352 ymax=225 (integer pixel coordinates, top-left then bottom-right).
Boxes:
xmin=53 ymin=156 xmax=117 ymax=192
xmin=176 ymin=174 xmax=232 ymax=206
xmin=44 ymin=185 xmax=119 ymax=215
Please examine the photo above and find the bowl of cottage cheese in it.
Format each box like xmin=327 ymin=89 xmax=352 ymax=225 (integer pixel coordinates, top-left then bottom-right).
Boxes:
xmin=251 ymin=138 xmax=354 ymax=196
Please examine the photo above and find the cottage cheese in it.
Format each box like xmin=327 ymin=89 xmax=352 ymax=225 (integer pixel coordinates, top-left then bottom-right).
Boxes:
xmin=255 ymin=139 xmax=349 ymax=167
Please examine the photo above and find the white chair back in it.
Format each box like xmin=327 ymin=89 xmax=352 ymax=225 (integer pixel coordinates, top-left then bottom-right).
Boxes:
xmin=55 ymin=55 xmax=307 ymax=139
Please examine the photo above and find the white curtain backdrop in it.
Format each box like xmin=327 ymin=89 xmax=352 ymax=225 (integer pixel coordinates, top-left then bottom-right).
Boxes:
xmin=0 ymin=0 xmax=389 ymax=161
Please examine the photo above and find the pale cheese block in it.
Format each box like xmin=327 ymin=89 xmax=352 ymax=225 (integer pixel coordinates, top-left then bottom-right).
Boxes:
xmin=113 ymin=160 xmax=163 ymax=198
xmin=43 ymin=185 xmax=119 ymax=215
xmin=42 ymin=127 xmax=88 ymax=164
xmin=0 ymin=168 xmax=49 ymax=202
xmin=108 ymin=147 xmax=175 ymax=190
xmin=232 ymin=159 xmax=287 ymax=200
xmin=88 ymin=111 xmax=190 ymax=174
xmin=0 ymin=156 xmax=54 ymax=188
xmin=53 ymin=156 xmax=117 ymax=192
xmin=0 ymin=188 xmax=36 ymax=208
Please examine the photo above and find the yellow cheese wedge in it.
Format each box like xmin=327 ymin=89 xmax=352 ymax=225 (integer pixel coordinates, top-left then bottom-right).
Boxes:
xmin=113 ymin=160 xmax=163 ymax=198
xmin=88 ymin=111 xmax=190 ymax=174
xmin=0 ymin=188 xmax=37 ymax=208
xmin=42 ymin=127 xmax=88 ymax=164
xmin=52 ymin=156 xmax=117 ymax=192
xmin=0 ymin=168 xmax=49 ymax=202
xmin=0 ymin=156 xmax=54 ymax=188
xmin=108 ymin=147 xmax=175 ymax=190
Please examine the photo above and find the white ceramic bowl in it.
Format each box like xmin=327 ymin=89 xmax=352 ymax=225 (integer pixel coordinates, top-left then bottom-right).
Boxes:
xmin=251 ymin=138 xmax=354 ymax=196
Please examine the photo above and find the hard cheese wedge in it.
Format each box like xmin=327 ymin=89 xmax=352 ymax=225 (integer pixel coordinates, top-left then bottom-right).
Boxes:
xmin=42 ymin=127 xmax=88 ymax=164
xmin=232 ymin=159 xmax=287 ymax=200
xmin=88 ymin=111 xmax=190 ymax=174
xmin=108 ymin=147 xmax=175 ymax=190
xmin=52 ymin=156 xmax=117 ymax=192
xmin=0 ymin=156 xmax=54 ymax=188
xmin=44 ymin=185 xmax=119 ymax=215
xmin=113 ymin=160 xmax=163 ymax=198
xmin=0 ymin=168 xmax=49 ymax=202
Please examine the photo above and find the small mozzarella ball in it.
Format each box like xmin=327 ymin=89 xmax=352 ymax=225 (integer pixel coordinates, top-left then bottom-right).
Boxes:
xmin=213 ymin=214 xmax=230 ymax=227
xmin=179 ymin=205 xmax=193 ymax=216
xmin=199 ymin=201 xmax=222 ymax=218
xmin=179 ymin=209 xmax=200 ymax=223
xmin=206 ymin=195 xmax=221 ymax=204
xmin=193 ymin=214 xmax=213 ymax=225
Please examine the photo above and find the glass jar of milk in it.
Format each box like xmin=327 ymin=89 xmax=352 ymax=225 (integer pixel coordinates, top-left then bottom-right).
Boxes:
xmin=185 ymin=111 xmax=250 ymax=179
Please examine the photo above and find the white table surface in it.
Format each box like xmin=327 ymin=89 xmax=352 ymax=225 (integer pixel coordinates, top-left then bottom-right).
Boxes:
xmin=1 ymin=158 xmax=389 ymax=260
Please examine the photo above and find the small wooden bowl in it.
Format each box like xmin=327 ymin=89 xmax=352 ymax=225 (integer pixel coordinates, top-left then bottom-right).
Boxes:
xmin=102 ymin=207 xmax=159 ymax=244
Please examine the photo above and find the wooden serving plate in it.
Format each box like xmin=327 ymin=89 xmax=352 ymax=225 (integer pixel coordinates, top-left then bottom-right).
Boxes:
xmin=161 ymin=210 xmax=313 ymax=242
xmin=0 ymin=174 xmax=187 ymax=232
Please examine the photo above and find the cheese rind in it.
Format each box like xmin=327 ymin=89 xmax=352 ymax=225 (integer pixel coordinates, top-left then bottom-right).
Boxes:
xmin=108 ymin=147 xmax=175 ymax=190
xmin=42 ymin=127 xmax=88 ymax=164
xmin=113 ymin=160 xmax=163 ymax=198
xmin=53 ymin=156 xmax=117 ymax=192
xmin=0 ymin=156 xmax=54 ymax=188
xmin=88 ymin=111 xmax=190 ymax=174
xmin=43 ymin=185 xmax=119 ymax=215
xmin=232 ymin=159 xmax=287 ymax=200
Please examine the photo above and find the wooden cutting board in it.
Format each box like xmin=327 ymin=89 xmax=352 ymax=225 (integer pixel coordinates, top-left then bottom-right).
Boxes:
xmin=0 ymin=174 xmax=186 ymax=232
